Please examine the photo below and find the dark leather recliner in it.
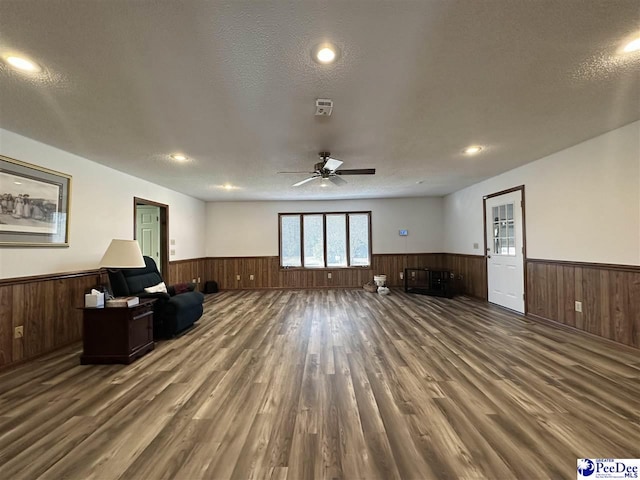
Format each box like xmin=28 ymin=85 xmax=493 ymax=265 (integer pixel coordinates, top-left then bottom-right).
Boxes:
xmin=108 ymin=256 xmax=204 ymax=339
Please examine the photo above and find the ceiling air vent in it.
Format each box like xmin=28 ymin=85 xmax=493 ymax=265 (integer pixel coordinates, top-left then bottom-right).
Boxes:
xmin=315 ymin=98 xmax=333 ymax=116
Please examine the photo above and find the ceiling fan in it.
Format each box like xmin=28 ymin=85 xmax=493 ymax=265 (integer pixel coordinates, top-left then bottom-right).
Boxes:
xmin=278 ymin=152 xmax=376 ymax=187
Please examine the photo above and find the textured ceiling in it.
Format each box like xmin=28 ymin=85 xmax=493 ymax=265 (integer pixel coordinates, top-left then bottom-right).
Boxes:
xmin=0 ymin=0 xmax=639 ymax=201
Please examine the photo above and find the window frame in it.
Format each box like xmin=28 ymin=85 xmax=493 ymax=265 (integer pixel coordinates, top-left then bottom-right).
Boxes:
xmin=278 ymin=211 xmax=372 ymax=269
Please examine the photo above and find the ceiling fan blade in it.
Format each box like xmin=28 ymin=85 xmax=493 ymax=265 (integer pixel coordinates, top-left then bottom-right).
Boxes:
xmin=329 ymin=175 xmax=347 ymax=186
xmin=292 ymin=176 xmax=320 ymax=187
xmin=335 ymin=168 xmax=376 ymax=175
xmin=278 ymin=171 xmax=315 ymax=174
xmin=323 ymin=157 xmax=343 ymax=172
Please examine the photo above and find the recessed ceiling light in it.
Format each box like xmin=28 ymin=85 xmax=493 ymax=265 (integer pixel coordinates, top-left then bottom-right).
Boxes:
xmin=4 ymin=55 xmax=41 ymax=73
xmin=223 ymin=184 xmax=234 ymax=190
xmin=313 ymin=43 xmax=338 ymax=64
xmin=14 ymin=181 xmax=22 ymax=185
xmin=463 ymin=145 xmax=483 ymax=155
xmin=623 ymin=37 xmax=640 ymax=53
xmin=170 ymin=153 xmax=187 ymax=161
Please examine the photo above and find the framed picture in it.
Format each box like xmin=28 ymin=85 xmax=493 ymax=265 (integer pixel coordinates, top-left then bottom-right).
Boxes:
xmin=0 ymin=155 xmax=71 ymax=247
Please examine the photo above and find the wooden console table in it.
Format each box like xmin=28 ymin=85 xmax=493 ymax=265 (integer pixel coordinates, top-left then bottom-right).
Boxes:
xmin=80 ymin=299 xmax=155 ymax=364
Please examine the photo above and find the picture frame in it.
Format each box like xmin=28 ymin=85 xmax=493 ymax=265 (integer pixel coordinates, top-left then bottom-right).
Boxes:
xmin=0 ymin=155 xmax=71 ymax=247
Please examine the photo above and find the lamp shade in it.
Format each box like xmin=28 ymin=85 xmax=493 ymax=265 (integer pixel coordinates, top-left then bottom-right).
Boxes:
xmin=99 ymin=239 xmax=145 ymax=268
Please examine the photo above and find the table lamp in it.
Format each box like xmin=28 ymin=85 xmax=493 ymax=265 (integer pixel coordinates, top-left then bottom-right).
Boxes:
xmin=99 ymin=239 xmax=145 ymax=268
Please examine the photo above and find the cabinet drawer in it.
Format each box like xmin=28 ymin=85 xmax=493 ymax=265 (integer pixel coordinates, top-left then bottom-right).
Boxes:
xmin=129 ymin=313 xmax=153 ymax=352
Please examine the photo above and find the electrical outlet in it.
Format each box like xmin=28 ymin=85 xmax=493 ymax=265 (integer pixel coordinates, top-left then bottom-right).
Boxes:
xmin=250 ymin=274 xmax=254 ymax=280
xmin=170 ymin=249 xmax=176 ymax=256
xmin=575 ymin=301 xmax=582 ymax=313
xmin=327 ymin=272 xmax=332 ymax=279
xmin=473 ymin=242 xmax=479 ymax=249
xmin=170 ymin=239 xmax=176 ymax=245
xmin=399 ymin=272 xmax=404 ymax=280
xmin=236 ymin=275 xmax=240 ymax=281
xmin=14 ymin=326 xmax=23 ymax=339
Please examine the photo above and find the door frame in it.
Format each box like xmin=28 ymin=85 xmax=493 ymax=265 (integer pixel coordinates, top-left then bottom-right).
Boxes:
xmin=482 ymin=185 xmax=527 ymax=314
xmin=133 ymin=197 xmax=169 ymax=276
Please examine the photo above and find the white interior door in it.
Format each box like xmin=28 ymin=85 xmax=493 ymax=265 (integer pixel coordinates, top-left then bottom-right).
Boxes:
xmin=136 ymin=205 xmax=161 ymax=272
xmin=485 ymin=190 xmax=524 ymax=313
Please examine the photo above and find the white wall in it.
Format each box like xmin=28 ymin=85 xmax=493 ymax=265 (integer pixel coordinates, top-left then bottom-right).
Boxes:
xmin=0 ymin=129 xmax=206 ymax=279
xmin=205 ymin=197 xmax=443 ymax=257
xmin=443 ymin=121 xmax=640 ymax=265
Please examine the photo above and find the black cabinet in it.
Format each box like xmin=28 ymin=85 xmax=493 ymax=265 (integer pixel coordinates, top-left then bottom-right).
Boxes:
xmin=80 ymin=299 xmax=155 ymax=364
xmin=404 ymin=268 xmax=455 ymax=298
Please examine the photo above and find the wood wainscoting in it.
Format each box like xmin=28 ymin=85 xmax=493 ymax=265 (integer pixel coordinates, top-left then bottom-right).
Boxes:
xmin=200 ymin=254 xmax=447 ymax=290
xmin=166 ymin=257 xmax=208 ymax=287
xmin=444 ymin=253 xmax=487 ymax=300
xmin=526 ymin=259 xmax=640 ymax=348
xmin=0 ymin=270 xmax=106 ymax=369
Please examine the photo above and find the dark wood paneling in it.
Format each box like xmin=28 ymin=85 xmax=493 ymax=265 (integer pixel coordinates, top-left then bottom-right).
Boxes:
xmin=444 ymin=253 xmax=487 ymax=299
xmin=526 ymin=259 xmax=640 ymax=348
xmin=0 ymin=285 xmax=13 ymax=365
xmin=167 ymin=258 xmax=208 ymax=288
xmin=205 ymin=254 xmax=447 ymax=290
xmin=0 ymin=269 xmax=103 ymax=286
xmin=201 ymin=253 xmax=485 ymax=295
xmin=527 ymin=257 xmax=640 ymax=273
xmin=0 ymin=271 xmax=105 ymax=369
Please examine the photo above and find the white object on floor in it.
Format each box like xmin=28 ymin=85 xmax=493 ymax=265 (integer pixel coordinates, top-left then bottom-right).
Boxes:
xmin=373 ymin=275 xmax=387 ymax=287
xmin=378 ymin=286 xmax=390 ymax=295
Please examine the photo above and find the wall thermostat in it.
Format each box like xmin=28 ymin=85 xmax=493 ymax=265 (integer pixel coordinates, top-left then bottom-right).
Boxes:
xmin=399 ymin=229 xmax=408 ymax=236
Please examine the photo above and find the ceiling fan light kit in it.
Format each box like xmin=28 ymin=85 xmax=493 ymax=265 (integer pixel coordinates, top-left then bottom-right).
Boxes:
xmin=281 ymin=152 xmax=376 ymax=187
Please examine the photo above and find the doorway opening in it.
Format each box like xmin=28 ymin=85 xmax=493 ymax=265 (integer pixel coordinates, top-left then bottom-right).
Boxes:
xmin=133 ymin=197 xmax=168 ymax=275
xmin=483 ymin=186 xmax=527 ymax=314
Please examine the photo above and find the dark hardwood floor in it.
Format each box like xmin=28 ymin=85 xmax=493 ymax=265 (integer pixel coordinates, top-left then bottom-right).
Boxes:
xmin=0 ymin=289 xmax=638 ymax=480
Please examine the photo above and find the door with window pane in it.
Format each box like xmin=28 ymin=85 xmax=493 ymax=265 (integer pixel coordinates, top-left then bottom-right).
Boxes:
xmin=485 ymin=190 xmax=524 ymax=313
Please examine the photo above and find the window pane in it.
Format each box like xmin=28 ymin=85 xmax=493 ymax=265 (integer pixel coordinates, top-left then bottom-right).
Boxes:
xmin=499 ymin=205 xmax=506 ymax=221
xmin=326 ymin=215 xmax=347 ymax=267
xmin=303 ymin=215 xmax=324 ymax=267
xmin=280 ymin=215 xmax=301 ymax=267
xmin=507 ymin=203 xmax=513 ymax=220
xmin=349 ymin=214 xmax=370 ymax=266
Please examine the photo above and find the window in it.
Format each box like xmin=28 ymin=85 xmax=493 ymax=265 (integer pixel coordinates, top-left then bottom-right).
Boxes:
xmin=279 ymin=211 xmax=371 ymax=268
xmin=492 ymin=203 xmax=516 ymax=256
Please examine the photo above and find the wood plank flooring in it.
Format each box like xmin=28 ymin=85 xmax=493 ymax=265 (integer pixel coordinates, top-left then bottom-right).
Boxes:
xmin=0 ymin=289 xmax=638 ymax=480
